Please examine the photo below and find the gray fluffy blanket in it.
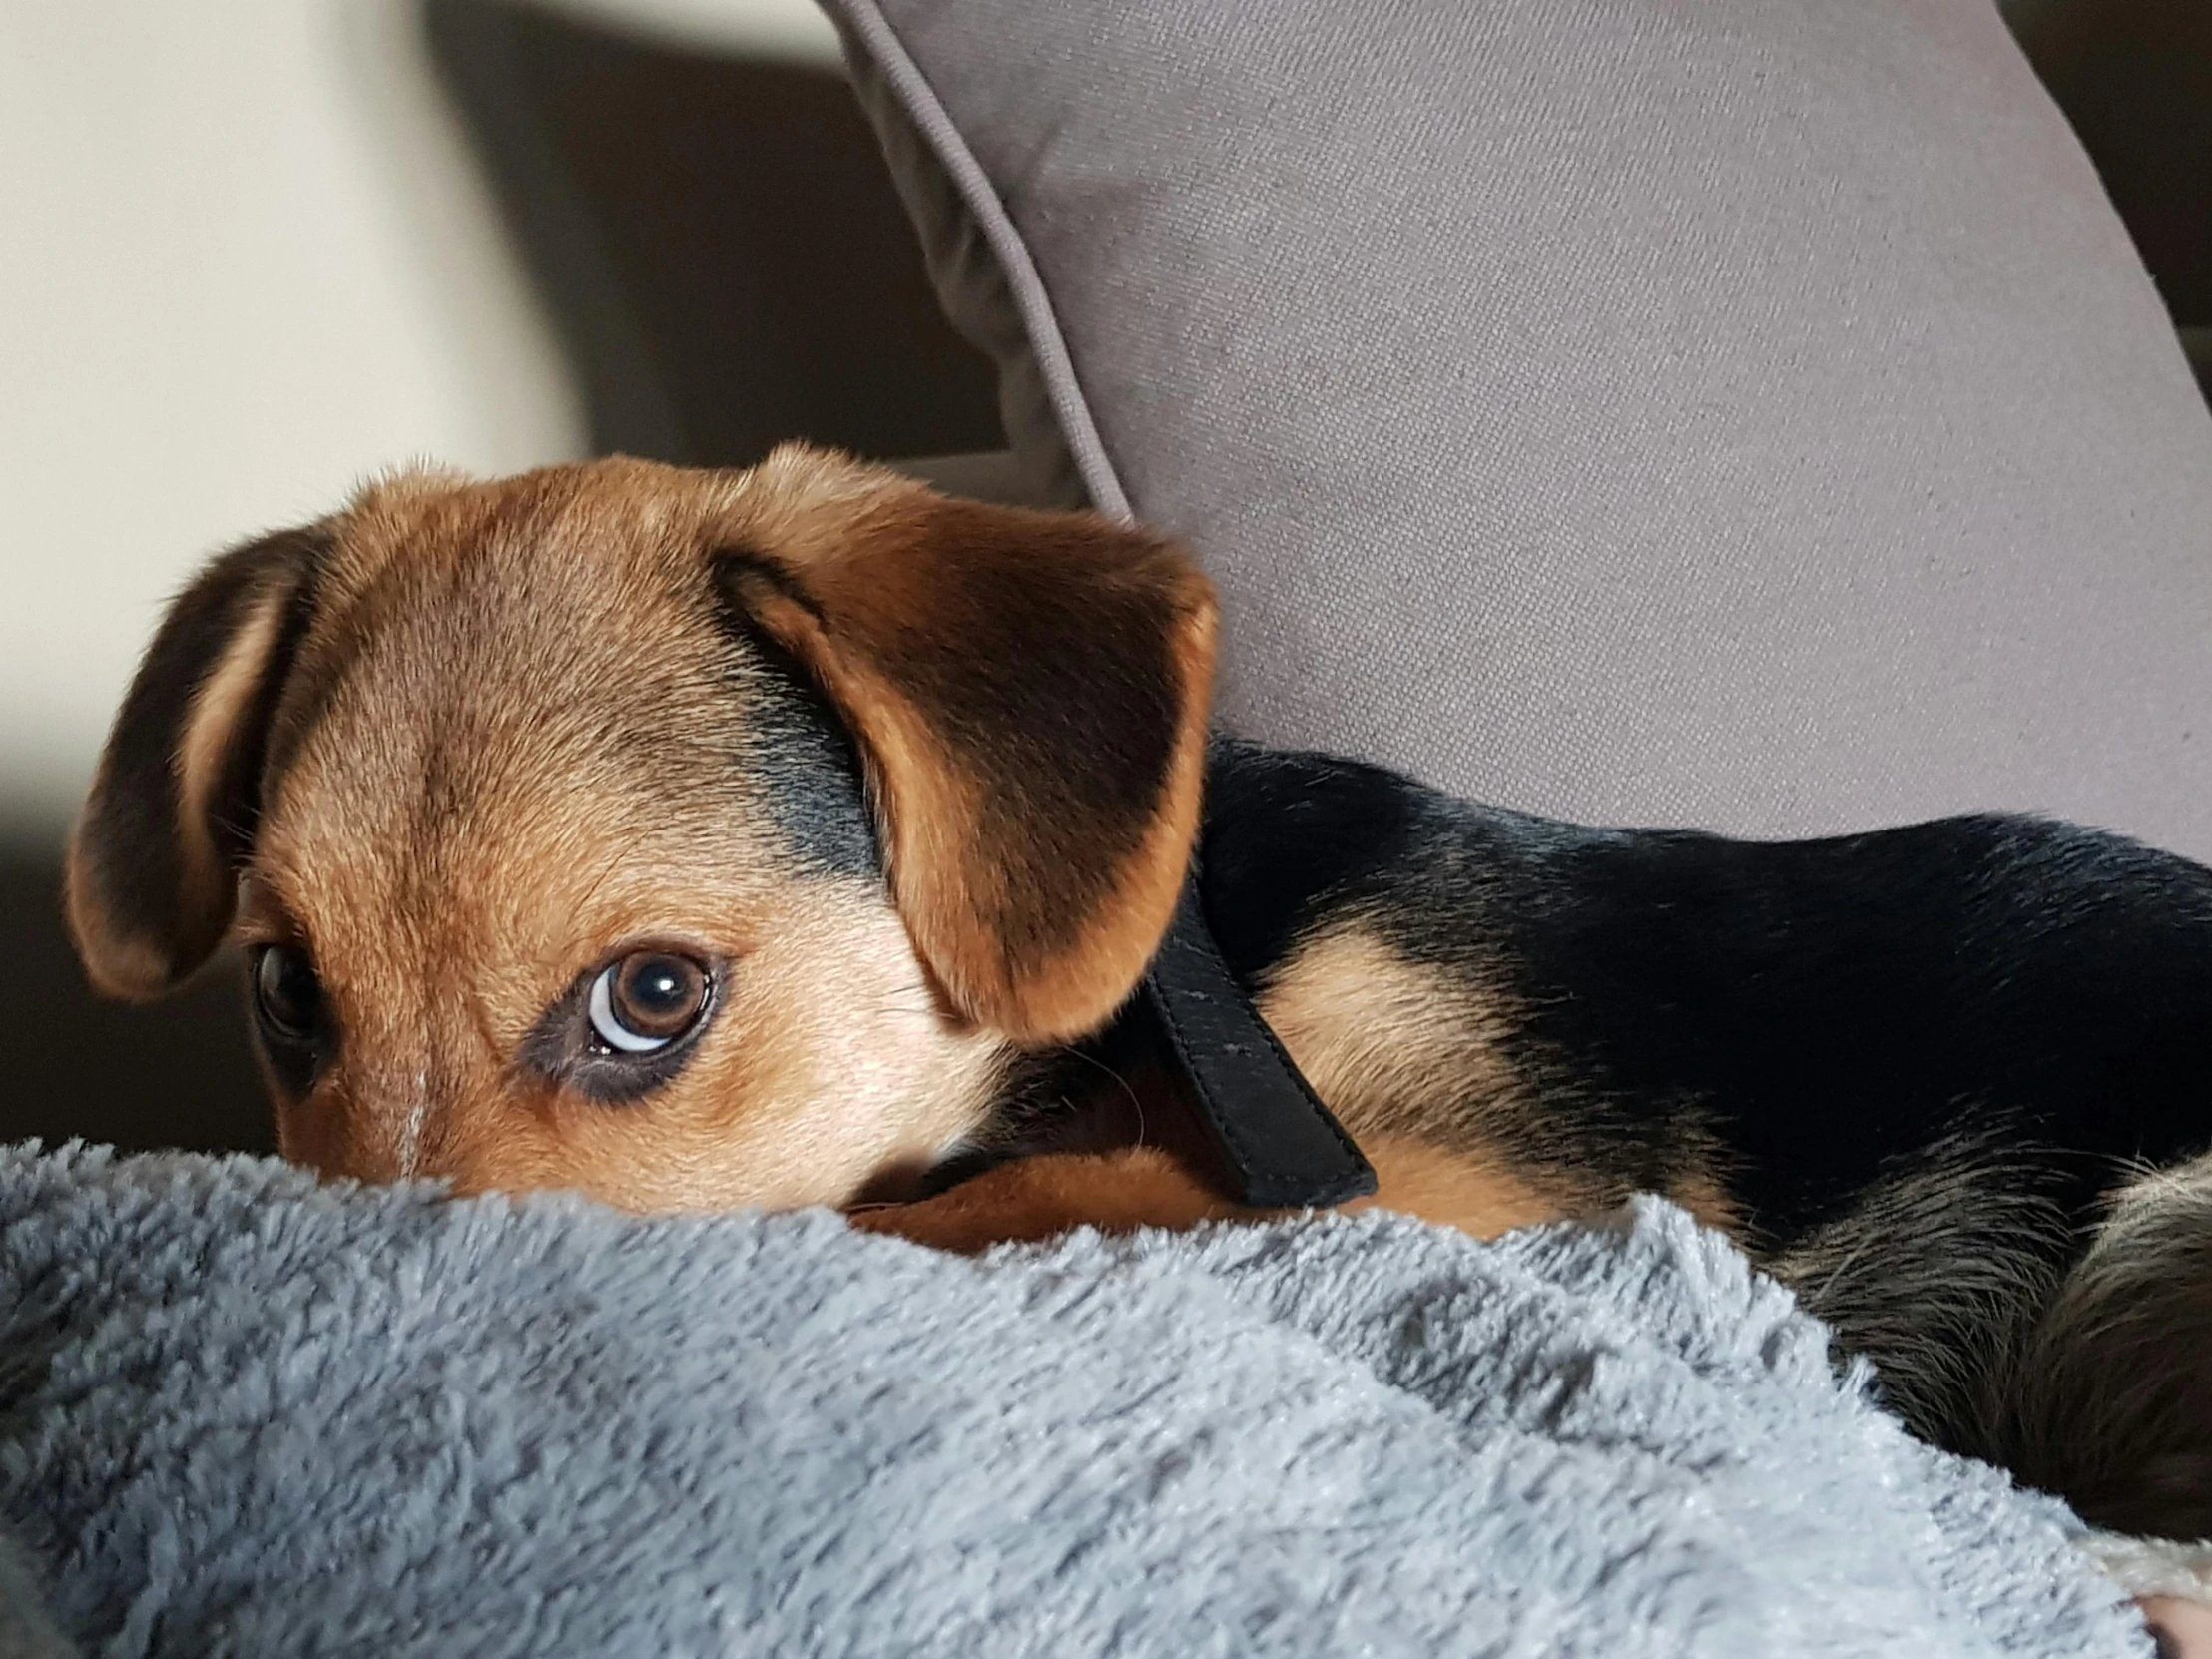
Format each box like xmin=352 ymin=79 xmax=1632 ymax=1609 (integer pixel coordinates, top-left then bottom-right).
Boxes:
xmin=0 ymin=1142 xmax=2155 ymax=1657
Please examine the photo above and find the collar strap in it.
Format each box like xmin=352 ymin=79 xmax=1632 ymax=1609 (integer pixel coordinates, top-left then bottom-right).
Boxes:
xmin=1137 ymin=875 xmax=1379 ymax=1209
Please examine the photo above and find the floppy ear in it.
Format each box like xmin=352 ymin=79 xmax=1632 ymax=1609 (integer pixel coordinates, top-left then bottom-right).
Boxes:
xmin=718 ymin=490 xmax=1217 ymax=1046
xmin=66 ymin=526 xmax=327 ymax=1000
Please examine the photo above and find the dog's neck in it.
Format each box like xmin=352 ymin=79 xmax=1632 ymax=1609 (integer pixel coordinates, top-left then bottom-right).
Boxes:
xmin=939 ymin=739 xmax=1393 ymax=1196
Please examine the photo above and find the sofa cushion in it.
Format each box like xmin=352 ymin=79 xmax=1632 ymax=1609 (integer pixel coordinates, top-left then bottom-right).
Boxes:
xmin=828 ymin=0 xmax=2212 ymax=858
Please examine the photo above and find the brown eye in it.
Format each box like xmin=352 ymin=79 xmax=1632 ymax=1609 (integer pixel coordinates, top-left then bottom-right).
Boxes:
xmin=253 ymin=944 xmax=322 ymax=1042
xmin=588 ymin=952 xmax=712 ymax=1054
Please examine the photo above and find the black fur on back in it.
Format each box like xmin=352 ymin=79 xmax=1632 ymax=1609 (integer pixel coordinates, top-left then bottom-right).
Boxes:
xmin=1199 ymin=738 xmax=2212 ymax=1251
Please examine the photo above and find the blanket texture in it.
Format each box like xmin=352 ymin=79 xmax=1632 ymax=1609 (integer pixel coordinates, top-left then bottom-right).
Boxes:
xmin=0 ymin=1142 xmax=2153 ymax=1657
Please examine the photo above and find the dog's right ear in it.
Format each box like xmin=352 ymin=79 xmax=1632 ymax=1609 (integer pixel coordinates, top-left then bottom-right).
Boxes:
xmin=718 ymin=478 xmax=1215 ymax=1047
xmin=65 ymin=526 xmax=327 ymax=1000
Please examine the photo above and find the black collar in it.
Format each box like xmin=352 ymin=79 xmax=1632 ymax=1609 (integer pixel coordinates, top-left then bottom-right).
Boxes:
xmin=1136 ymin=874 xmax=1377 ymax=1209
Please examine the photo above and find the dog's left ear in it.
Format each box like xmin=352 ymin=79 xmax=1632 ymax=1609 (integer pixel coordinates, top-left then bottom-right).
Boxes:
xmin=718 ymin=488 xmax=1217 ymax=1046
xmin=66 ymin=524 xmax=328 ymax=999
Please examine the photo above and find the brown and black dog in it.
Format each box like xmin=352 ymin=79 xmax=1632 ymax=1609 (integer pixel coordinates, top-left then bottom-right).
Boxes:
xmin=64 ymin=445 xmax=2212 ymax=1549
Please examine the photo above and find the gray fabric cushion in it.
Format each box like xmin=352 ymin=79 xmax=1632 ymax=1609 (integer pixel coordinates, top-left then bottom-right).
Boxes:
xmin=0 ymin=1145 xmax=2155 ymax=1657
xmin=889 ymin=448 xmax=1058 ymax=507
xmin=827 ymin=0 xmax=2212 ymax=859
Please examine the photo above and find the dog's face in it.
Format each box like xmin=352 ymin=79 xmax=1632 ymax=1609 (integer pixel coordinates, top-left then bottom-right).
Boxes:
xmin=65 ymin=447 xmax=1215 ymax=1212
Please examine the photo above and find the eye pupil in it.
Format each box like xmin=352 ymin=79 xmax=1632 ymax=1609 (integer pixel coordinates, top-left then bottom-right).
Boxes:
xmin=254 ymin=945 xmax=321 ymax=1041
xmin=625 ymin=959 xmax=690 ymax=1021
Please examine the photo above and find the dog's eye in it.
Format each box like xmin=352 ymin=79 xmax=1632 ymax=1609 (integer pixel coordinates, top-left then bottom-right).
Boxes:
xmin=521 ymin=946 xmax=723 ymax=1101
xmin=588 ymin=952 xmax=712 ymax=1054
xmin=253 ymin=944 xmax=322 ymax=1042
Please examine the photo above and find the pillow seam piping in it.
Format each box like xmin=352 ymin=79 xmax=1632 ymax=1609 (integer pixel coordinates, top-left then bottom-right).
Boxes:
xmin=827 ymin=1 xmax=1133 ymax=522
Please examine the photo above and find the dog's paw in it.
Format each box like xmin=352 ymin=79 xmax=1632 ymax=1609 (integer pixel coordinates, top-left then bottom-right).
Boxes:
xmin=2079 ymin=1532 xmax=2212 ymax=1659
xmin=2141 ymin=1598 xmax=2212 ymax=1659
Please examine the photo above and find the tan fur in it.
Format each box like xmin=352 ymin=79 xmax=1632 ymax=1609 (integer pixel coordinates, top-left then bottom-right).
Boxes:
xmin=77 ymin=446 xmax=1215 ymax=1214
xmin=1259 ymin=923 xmax=1620 ymax=1225
xmin=66 ymin=538 xmax=317 ymax=1001
xmin=855 ymin=922 xmax=1640 ymax=1253
xmin=176 ymin=590 xmax=299 ymax=964
xmin=851 ymin=1133 xmax=1567 ymax=1254
xmin=63 ymin=443 xmax=1726 ymax=1249
xmin=248 ymin=858 xmax=1008 ymax=1213
xmin=1259 ymin=927 xmax=1526 ymax=1141
xmin=850 ymin=1145 xmax=1237 ymax=1251
xmin=242 ymin=467 xmax=1021 ymax=1209
xmin=1663 ymin=1172 xmax=1742 ymax=1238
xmin=1340 ymin=1137 xmax=1566 ymax=1237
xmin=63 ymin=851 xmax=176 ymax=1004
xmin=727 ymin=452 xmax=1217 ymax=1044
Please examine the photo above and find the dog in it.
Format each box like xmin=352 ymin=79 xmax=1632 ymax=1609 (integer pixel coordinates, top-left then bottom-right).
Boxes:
xmin=63 ymin=445 xmax=2212 ymax=1556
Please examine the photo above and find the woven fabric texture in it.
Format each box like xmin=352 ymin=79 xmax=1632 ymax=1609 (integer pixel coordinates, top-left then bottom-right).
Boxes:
xmin=831 ymin=0 xmax=2212 ymax=857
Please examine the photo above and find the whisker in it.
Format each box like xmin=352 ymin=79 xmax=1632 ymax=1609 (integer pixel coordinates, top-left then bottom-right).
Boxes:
xmin=1063 ymin=1045 xmax=1147 ymax=1146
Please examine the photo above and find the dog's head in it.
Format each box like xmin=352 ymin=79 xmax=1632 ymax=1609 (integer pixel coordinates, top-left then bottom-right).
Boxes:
xmin=65 ymin=446 xmax=1216 ymax=1211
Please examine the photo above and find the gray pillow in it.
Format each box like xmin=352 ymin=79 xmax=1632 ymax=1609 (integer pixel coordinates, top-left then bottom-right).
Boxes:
xmin=826 ymin=0 xmax=2212 ymax=859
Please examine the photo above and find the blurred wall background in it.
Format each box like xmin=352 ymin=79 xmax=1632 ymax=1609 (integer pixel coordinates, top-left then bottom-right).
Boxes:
xmin=0 ymin=0 xmax=863 ymax=840
xmin=3 ymin=1 xmax=576 ymax=838
xmin=1 ymin=0 xmax=2204 ymax=1157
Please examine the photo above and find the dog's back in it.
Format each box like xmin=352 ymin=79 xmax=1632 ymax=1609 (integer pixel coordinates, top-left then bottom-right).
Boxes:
xmin=1202 ymin=740 xmax=2212 ymax=1536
